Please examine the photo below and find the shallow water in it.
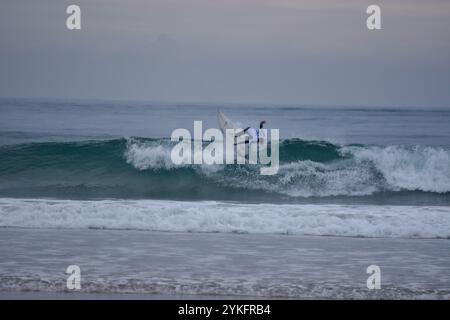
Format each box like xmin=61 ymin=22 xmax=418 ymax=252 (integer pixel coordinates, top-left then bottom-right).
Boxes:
xmin=0 ymin=228 xmax=449 ymax=299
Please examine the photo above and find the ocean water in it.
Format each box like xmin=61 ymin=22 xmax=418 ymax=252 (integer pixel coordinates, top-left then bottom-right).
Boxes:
xmin=0 ymin=98 xmax=449 ymax=298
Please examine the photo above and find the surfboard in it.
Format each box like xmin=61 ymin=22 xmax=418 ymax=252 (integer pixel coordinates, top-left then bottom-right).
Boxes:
xmin=218 ymin=111 xmax=235 ymax=133
xmin=218 ymin=111 xmax=246 ymax=158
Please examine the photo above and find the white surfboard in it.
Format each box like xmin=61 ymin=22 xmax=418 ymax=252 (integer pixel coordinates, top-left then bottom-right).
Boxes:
xmin=218 ymin=111 xmax=235 ymax=133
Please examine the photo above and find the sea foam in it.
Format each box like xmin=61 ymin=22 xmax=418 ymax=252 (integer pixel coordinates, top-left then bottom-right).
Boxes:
xmin=1 ymin=198 xmax=449 ymax=239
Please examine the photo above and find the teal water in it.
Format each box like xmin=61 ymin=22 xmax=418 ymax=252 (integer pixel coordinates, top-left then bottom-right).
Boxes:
xmin=0 ymin=137 xmax=449 ymax=205
xmin=0 ymin=98 xmax=449 ymax=205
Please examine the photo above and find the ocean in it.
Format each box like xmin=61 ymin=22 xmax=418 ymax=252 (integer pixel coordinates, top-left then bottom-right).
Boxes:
xmin=0 ymin=98 xmax=449 ymax=299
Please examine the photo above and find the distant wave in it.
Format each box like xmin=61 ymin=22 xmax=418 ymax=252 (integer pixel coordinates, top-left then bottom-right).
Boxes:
xmin=1 ymin=198 xmax=449 ymax=238
xmin=0 ymin=137 xmax=449 ymax=201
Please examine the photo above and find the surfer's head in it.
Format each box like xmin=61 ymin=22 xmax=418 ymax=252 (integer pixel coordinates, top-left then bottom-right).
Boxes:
xmin=259 ymin=120 xmax=266 ymax=129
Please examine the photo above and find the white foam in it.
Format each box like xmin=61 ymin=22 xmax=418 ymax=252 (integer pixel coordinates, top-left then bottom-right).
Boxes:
xmin=274 ymin=160 xmax=379 ymax=197
xmin=125 ymin=138 xmax=211 ymax=171
xmin=1 ymin=198 xmax=449 ymax=239
xmin=125 ymin=139 xmax=177 ymax=170
xmin=345 ymin=145 xmax=450 ymax=193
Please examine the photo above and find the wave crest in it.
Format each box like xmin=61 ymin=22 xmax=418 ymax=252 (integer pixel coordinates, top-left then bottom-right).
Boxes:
xmin=125 ymin=138 xmax=176 ymax=170
xmin=1 ymin=198 xmax=449 ymax=238
xmin=345 ymin=145 xmax=450 ymax=193
xmin=0 ymin=138 xmax=449 ymax=201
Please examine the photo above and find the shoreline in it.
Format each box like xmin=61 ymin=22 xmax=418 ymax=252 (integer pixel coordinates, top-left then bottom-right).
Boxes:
xmin=0 ymin=291 xmax=276 ymax=300
xmin=1 ymin=228 xmax=449 ymax=299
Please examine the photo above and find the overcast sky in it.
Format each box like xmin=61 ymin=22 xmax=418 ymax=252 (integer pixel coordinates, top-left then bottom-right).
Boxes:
xmin=1 ymin=0 xmax=449 ymax=107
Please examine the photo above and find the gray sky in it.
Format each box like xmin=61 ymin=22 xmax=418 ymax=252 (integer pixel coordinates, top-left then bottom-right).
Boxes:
xmin=1 ymin=0 xmax=450 ymax=107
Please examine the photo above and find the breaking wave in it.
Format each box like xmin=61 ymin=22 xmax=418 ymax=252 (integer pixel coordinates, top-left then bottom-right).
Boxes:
xmin=1 ymin=198 xmax=449 ymax=238
xmin=0 ymin=137 xmax=449 ymax=201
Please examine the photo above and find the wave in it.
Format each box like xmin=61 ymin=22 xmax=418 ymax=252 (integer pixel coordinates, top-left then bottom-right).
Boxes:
xmin=1 ymin=198 xmax=449 ymax=238
xmin=0 ymin=137 xmax=449 ymax=202
xmin=343 ymin=145 xmax=450 ymax=193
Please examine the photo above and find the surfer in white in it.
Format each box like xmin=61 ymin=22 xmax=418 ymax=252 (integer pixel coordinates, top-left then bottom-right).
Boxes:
xmin=234 ymin=120 xmax=266 ymax=145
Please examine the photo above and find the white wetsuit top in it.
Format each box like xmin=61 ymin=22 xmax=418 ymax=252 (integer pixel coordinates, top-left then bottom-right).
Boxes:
xmin=246 ymin=127 xmax=265 ymax=144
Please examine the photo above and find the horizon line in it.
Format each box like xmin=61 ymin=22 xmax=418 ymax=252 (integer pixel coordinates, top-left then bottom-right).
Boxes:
xmin=1 ymin=95 xmax=449 ymax=111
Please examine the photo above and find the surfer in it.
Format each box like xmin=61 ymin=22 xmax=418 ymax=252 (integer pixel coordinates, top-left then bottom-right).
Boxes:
xmin=234 ymin=120 xmax=266 ymax=145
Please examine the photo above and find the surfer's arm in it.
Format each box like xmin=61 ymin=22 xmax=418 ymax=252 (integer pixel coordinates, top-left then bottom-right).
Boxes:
xmin=234 ymin=127 xmax=250 ymax=138
xmin=234 ymin=127 xmax=252 ymax=145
